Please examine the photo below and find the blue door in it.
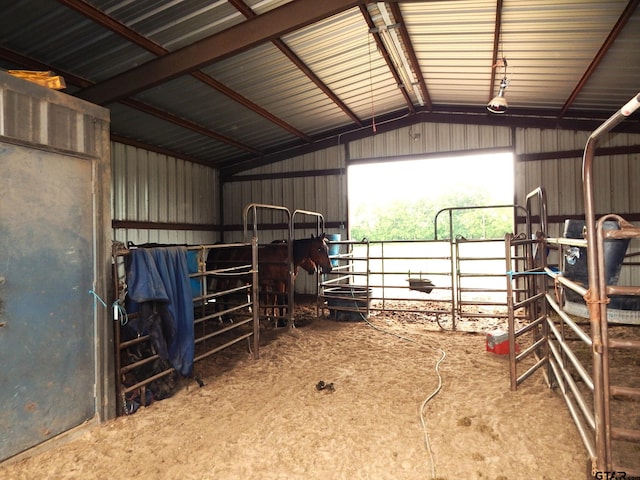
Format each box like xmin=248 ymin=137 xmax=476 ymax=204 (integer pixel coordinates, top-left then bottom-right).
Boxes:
xmin=0 ymin=143 xmax=96 ymax=461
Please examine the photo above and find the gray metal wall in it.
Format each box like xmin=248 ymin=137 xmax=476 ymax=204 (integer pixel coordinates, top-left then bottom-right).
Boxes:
xmin=111 ymin=142 xmax=219 ymax=246
xmin=222 ymin=145 xmax=345 ymax=241
xmin=112 ymin=121 xmax=640 ymax=289
xmin=516 ymin=128 xmax=640 ymax=235
xmin=219 ymin=122 xmax=640 ymax=290
xmin=223 ymin=124 xmax=640 ymax=232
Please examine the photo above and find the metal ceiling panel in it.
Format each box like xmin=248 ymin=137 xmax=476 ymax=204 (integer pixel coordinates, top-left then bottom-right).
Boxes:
xmin=0 ymin=0 xmax=638 ymax=174
xmin=109 ymin=103 xmax=243 ymax=161
xmin=131 ymin=73 xmax=295 ymax=151
xmin=0 ymin=2 xmax=154 ymax=82
xmin=403 ymin=1 xmax=504 ymax=107
xmin=201 ymin=42 xmax=351 ymax=138
xmin=91 ymin=0 xmax=245 ymax=51
xmin=570 ymin=5 xmax=640 ymax=112
xmin=284 ymin=8 xmax=407 ymax=121
xmin=499 ymin=0 xmax=629 ymax=111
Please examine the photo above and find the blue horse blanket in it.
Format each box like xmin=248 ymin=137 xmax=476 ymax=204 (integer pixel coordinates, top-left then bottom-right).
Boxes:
xmin=127 ymin=246 xmax=195 ymax=376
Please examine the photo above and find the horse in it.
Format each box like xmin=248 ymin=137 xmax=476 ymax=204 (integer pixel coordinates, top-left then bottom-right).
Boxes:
xmin=206 ymin=234 xmax=332 ymax=324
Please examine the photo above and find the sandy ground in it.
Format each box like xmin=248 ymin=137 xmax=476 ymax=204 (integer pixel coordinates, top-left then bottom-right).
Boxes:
xmin=1 ymin=304 xmax=590 ymax=480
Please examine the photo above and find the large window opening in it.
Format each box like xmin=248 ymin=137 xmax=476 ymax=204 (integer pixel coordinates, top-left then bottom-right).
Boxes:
xmin=348 ymin=151 xmax=515 ymax=241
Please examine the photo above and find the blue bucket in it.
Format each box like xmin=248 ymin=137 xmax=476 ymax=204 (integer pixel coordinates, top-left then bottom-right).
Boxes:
xmin=327 ymin=233 xmax=341 ymax=267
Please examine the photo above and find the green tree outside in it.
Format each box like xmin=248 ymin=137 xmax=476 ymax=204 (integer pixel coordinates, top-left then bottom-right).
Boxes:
xmin=350 ymin=186 xmax=513 ymax=241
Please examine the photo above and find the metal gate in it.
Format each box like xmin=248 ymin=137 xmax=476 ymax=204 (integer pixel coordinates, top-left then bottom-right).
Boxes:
xmin=505 ymin=92 xmax=640 ymax=477
xmin=322 ymin=205 xmax=525 ymax=329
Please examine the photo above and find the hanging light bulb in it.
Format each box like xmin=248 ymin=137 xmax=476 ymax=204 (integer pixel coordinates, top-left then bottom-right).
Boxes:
xmin=487 ymin=59 xmax=509 ymax=114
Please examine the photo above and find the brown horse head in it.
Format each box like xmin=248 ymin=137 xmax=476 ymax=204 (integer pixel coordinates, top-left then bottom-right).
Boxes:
xmin=293 ymin=234 xmax=332 ymax=274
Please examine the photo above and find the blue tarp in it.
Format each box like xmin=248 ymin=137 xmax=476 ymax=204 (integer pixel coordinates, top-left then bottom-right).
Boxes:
xmin=127 ymin=247 xmax=195 ymax=376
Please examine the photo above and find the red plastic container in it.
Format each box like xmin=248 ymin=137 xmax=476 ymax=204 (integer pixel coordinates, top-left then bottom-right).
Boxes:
xmin=486 ymin=329 xmax=518 ymax=355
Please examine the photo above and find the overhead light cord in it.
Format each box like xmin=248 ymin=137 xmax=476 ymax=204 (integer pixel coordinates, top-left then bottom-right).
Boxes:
xmin=368 ymin=30 xmax=377 ymax=133
xmin=360 ymin=309 xmax=446 ymax=479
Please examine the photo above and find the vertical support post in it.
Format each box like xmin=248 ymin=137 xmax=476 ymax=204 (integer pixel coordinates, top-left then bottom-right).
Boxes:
xmin=449 ymin=209 xmax=457 ymax=330
xmin=291 ymin=209 xmax=326 ymax=328
xmin=111 ymin=247 xmax=123 ymax=415
xmin=505 ymin=233 xmax=518 ymax=391
xmin=251 ymin=236 xmax=260 ymax=359
xmin=287 ymin=227 xmax=294 ymax=329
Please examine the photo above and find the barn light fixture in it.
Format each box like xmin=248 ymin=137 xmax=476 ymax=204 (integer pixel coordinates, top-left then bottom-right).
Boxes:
xmin=375 ymin=2 xmax=424 ymax=106
xmin=487 ymin=58 xmax=509 ymax=114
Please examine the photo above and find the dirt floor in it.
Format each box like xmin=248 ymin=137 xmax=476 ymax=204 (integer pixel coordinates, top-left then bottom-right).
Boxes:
xmin=1 ymin=301 xmax=591 ymax=480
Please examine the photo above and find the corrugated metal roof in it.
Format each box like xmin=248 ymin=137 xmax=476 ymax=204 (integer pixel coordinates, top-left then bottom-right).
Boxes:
xmin=1 ymin=0 xmax=638 ymax=175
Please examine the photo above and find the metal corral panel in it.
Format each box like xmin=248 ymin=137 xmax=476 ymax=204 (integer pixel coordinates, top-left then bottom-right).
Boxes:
xmin=111 ymin=141 xmax=218 ymax=226
xmin=0 ymin=72 xmax=111 ymax=461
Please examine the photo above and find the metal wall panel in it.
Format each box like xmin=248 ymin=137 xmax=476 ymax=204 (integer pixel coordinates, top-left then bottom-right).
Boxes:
xmin=514 ymin=129 xmax=640 ymax=220
xmin=514 ymin=127 xmax=640 ymax=286
xmin=348 ymin=123 xmax=513 ymax=159
xmin=111 ymin=141 xmax=219 ymax=245
xmin=228 ymin=121 xmax=639 ymax=279
xmin=110 ymin=121 xmax=640 ymax=290
xmin=112 ymin=228 xmax=218 ymax=247
xmin=223 ymin=145 xmax=345 ymax=231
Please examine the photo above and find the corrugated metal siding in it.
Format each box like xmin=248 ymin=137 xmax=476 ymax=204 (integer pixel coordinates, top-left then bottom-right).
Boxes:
xmin=1 ymin=2 xmax=155 ymax=83
xmin=227 ymin=123 xmax=639 ymax=242
xmin=514 ymin=127 xmax=640 ymax=286
xmin=109 ymin=120 xmax=640 ymax=288
xmin=112 ymin=228 xmax=218 ymax=246
xmin=225 ymin=121 xmax=639 ymax=282
xmin=131 ymin=73 xmax=292 ymax=155
xmin=573 ymin=9 xmax=640 ymax=111
xmin=500 ymin=0 xmax=628 ymax=111
xmin=223 ymin=145 xmax=345 ymax=229
xmin=0 ymin=73 xmax=109 ymax=157
xmin=108 ymin=102 xmax=245 ymax=161
xmin=348 ymin=123 xmax=513 ymax=159
xmin=96 ymin=0 xmax=245 ymax=51
xmin=283 ymin=8 xmax=405 ymax=121
xmin=515 ymin=128 xmax=640 ymax=225
xmin=111 ymin=141 xmax=219 ymax=246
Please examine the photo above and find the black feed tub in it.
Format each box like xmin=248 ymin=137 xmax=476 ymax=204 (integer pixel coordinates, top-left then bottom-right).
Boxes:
xmin=324 ymin=285 xmax=372 ymax=322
